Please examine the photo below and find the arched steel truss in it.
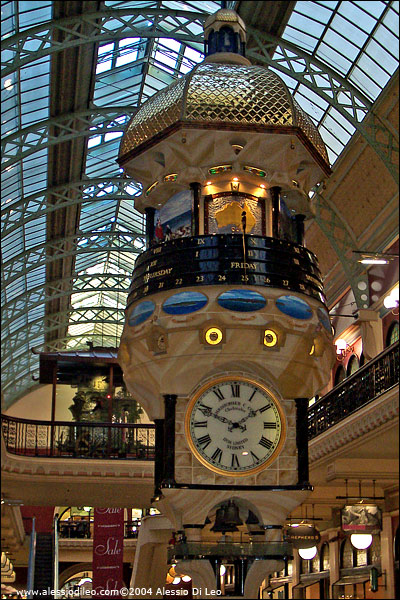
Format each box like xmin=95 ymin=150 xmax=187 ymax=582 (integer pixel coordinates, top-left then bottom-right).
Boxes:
xmin=1 ymin=178 xmax=139 ymax=236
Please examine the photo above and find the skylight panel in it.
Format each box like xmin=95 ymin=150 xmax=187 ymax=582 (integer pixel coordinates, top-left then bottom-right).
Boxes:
xmin=338 ymin=1 xmax=381 ymax=32
xmin=330 ymin=13 xmax=369 ymax=46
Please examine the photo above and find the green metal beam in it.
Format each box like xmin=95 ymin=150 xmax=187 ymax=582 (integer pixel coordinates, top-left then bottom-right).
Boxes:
xmin=1 ymin=177 xmax=142 ymax=236
xmin=2 ymin=274 xmax=129 ymax=328
xmin=1 ymin=306 xmax=124 ymax=363
xmin=1 ymin=108 xmax=135 ymax=171
xmin=2 ymin=231 xmax=143 ymax=287
xmin=1 ymin=8 xmax=207 ymax=78
xmin=245 ymin=26 xmax=399 ymax=183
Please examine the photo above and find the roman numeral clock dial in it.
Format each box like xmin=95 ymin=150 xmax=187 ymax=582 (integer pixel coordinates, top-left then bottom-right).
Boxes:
xmin=185 ymin=376 xmax=286 ymax=476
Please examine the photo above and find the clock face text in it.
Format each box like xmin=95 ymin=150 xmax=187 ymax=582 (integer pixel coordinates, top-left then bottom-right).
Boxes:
xmin=186 ymin=378 xmax=285 ymax=476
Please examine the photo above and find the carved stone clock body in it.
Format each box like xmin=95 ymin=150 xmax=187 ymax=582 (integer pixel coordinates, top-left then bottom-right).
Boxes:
xmin=185 ymin=376 xmax=285 ymax=476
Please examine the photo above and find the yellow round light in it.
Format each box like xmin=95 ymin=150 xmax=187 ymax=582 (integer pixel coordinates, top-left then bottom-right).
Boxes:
xmin=309 ymin=344 xmax=315 ymax=356
xmin=205 ymin=327 xmax=223 ymax=345
xmin=263 ymin=329 xmax=277 ymax=347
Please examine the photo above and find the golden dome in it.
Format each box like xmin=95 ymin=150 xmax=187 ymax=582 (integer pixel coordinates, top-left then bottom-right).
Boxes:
xmin=119 ymin=62 xmax=329 ymax=169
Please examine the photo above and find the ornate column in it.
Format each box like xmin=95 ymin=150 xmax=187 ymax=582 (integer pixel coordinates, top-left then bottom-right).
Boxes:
xmin=190 ymin=182 xmax=202 ymax=236
xmin=270 ymin=186 xmax=281 ymax=239
xmin=162 ymin=394 xmax=177 ymax=487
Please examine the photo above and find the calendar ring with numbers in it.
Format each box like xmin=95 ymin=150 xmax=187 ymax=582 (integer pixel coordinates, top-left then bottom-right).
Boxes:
xmin=185 ymin=376 xmax=286 ymax=476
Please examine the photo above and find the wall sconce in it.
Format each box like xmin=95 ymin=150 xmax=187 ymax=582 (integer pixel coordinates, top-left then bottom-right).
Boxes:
xmin=352 ymin=250 xmax=398 ymax=265
xmin=334 ymin=339 xmax=354 ymax=361
xmin=383 ymin=286 xmax=399 ymax=314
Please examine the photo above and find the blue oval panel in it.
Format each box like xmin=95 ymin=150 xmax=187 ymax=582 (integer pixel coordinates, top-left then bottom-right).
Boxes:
xmin=317 ymin=307 xmax=332 ymax=332
xmin=162 ymin=291 xmax=208 ymax=315
xmin=128 ymin=301 xmax=155 ymax=326
xmin=276 ymin=295 xmax=312 ymax=320
xmin=217 ymin=289 xmax=266 ymax=312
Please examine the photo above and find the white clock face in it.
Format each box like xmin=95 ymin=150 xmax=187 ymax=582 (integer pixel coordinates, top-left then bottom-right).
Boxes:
xmin=185 ymin=376 xmax=285 ymax=476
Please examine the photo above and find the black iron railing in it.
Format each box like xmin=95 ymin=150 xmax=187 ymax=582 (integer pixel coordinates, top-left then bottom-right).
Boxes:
xmin=308 ymin=342 xmax=398 ymax=439
xmin=168 ymin=541 xmax=293 ymax=562
xmin=1 ymin=416 xmax=155 ymax=459
xmin=58 ymin=518 xmax=141 ymax=540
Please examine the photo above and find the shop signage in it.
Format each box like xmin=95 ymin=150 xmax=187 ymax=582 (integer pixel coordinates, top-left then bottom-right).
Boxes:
xmin=341 ymin=504 xmax=382 ymax=533
xmin=284 ymin=524 xmax=321 ymax=548
xmin=92 ymin=508 xmax=124 ymax=597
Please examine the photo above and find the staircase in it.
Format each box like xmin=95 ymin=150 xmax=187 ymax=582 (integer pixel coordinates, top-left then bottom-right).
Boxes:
xmin=33 ymin=533 xmax=53 ymax=593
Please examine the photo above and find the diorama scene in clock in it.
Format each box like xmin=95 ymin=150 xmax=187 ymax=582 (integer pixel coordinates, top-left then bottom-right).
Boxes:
xmin=154 ymin=190 xmax=192 ymax=243
xmin=185 ymin=377 xmax=285 ymax=476
xmin=205 ymin=193 xmax=265 ymax=235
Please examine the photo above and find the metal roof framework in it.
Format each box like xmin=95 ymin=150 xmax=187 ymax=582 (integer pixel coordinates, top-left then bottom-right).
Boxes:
xmin=1 ymin=0 xmax=399 ymax=408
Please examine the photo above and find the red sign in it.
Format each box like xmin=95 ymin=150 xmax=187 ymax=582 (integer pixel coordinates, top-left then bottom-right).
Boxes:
xmin=92 ymin=508 xmax=124 ymax=597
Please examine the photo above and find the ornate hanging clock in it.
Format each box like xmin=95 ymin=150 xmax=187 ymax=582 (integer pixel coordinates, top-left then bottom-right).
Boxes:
xmin=184 ymin=376 xmax=286 ymax=476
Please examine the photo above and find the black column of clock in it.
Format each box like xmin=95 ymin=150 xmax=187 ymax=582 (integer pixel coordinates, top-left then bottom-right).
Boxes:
xmin=153 ymin=418 xmax=165 ymax=498
xmin=271 ymin=186 xmax=281 ymax=239
xmin=190 ymin=182 xmax=201 ymax=236
xmin=145 ymin=206 xmax=155 ymax=248
xmin=295 ymin=398 xmax=310 ymax=485
xmin=294 ymin=214 xmax=306 ymax=246
xmin=162 ymin=394 xmax=177 ymax=487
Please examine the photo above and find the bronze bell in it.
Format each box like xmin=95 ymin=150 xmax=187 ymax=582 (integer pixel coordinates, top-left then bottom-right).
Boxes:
xmin=224 ymin=500 xmax=243 ymax=526
xmin=211 ymin=501 xmax=242 ymax=533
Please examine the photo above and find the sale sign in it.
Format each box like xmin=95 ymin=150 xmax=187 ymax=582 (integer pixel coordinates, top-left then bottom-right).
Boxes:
xmin=92 ymin=508 xmax=125 ymax=597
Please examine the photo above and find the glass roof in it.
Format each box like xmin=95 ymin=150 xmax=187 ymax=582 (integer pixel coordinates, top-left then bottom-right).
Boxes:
xmin=276 ymin=0 xmax=399 ymax=163
xmin=1 ymin=0 xmax=398 ymax=408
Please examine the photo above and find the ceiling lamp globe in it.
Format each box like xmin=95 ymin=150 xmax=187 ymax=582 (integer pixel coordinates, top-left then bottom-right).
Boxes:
xmin=298 ymin=546 xmax=317 ymax=560
xmin=350 ymin=534 xmax=373 ymax=549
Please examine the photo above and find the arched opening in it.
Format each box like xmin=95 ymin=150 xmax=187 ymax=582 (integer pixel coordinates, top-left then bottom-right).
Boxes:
xmin=386 ymin=321 xmax=399 ymax=347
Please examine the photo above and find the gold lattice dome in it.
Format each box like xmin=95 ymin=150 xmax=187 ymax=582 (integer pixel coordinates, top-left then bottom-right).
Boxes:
xmin=119 ymin=62 xmax=329 ymax=169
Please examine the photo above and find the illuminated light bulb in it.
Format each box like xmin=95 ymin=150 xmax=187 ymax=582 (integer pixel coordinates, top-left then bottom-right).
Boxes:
xmin=260 ymin=184 xmax=266 ymax=189
xmin=384 ymin=295 xmax=397 ymax=309
xmin=232 ymin=177 xmax=239 ymax=182
xmin=242 ymin=451 xmax=249 ymax=456
xmin=263 ymin=329 xmax=277 ymax=347
xmin=182 ymin=575 xmax=191 ymax=582
xmin=206 ymin=181 xmax=212 ymax=186
xmin=298 ymin=546 xmax=317 ymax=559
xmin=205 ymin=327 xmax=223 ymax=345
xmin=350 ymin=534 xmax=373 ymax=549
xmin=172 ymin=577 xmax=181 ymax=585
xmin=360 ymin=258 xmax=388 ymax=265
xmin=335 ymin=339 xmax=347 ymax=353
xmin=220 ymin=565 xmax=226 ymax=576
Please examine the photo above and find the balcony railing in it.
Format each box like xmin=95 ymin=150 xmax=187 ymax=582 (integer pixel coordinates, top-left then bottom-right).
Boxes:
xmin=168 ymin=541 xmax=293 ymax=562
xmin=1 ymin=416 xmax=155 ymax=459
xmin=58 ymin=518 xmax=141 ymax=540
xmin=308 ymin=341 xmax=399 ymax=439
xmin=2 ymin=343 xmax=397 ymax=458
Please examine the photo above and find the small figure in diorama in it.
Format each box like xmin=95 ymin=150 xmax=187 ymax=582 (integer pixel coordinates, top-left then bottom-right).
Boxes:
xmin=155 ymin=218 xmax=164 ymax=242
xmin=165 ymin=224 xmax=173 ymax=240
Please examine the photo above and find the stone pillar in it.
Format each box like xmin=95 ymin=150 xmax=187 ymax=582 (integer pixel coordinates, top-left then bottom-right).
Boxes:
xmin=295 ymin=398 xmax=310 ymax=486
xmin=381 ymin=513 xmax=395 ymax=598
xmin=357 ymin=309 xmax=384 ymax=360
xmin=328 ymin=532 xmax=340 ymax=600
